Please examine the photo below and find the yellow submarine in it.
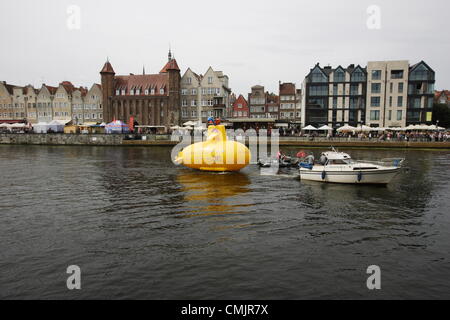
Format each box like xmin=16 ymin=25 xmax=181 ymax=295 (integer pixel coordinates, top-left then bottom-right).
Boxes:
xmin=175 ymin=125 xmax=251 ymax=172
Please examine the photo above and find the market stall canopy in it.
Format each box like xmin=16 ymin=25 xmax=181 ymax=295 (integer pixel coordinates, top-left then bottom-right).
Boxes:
xmin=370 ymin=127 xmax=386 ymax=131
xmin=10 ymin=123 xmax=26 ymax=128
xmin=0 ymin=123 xmax=11 ymax=128
xmin=302 ymin=125 xmax=318 ymax=131
xmin=183 ymin=121 xmax=197 ymax=126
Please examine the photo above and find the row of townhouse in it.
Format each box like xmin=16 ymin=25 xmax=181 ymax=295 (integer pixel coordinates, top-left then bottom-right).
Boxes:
xmin=0 ymin=81 xmax=103 ymax=124
xmin=301 ymin=60 xmax=436 ymax=128
xmin=230 ymin=82 xmax=302 ymax=123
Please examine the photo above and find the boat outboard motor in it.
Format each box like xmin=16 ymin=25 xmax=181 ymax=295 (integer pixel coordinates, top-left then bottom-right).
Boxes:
xmin=357 ymin=171 xmax=363 ymax=182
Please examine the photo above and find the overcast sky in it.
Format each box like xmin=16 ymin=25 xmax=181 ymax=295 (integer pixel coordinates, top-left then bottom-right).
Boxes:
xmin=1 ymin=0 xmax=449 ymax=95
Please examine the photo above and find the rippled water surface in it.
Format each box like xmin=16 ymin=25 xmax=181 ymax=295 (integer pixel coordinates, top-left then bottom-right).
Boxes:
xmin=0 ymin=145 xmax=449 ymax=299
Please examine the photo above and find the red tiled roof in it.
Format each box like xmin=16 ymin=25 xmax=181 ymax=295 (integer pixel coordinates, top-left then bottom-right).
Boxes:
xmin=114 ymin=74 xmax=169 ymax=96
xmin=101 ymin=61 xmax=115 ymax=74
xmin=160 ymin=59 xmax=180 ymax=73
xmin=60 ymin=81 xmax=76 ymax=94
xmin=279 ymin=82 xmax=296 ymax=95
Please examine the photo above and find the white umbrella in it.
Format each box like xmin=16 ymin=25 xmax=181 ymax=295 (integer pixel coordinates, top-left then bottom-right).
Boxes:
xmin=318 ymin=125 xmax=333 ymax=131
xmin=10 ymin=123 xmax=26 ymax=128
xmin=336 ymin=125 xmax=356 ymax=132
xmin=0 ymin=123 xmax=11 ymax=128
xmin=183 ymin=121 xmax=196 ymax=126
xmin=170 ymin=126 xmax=182 ymax=130
xmin=302 ymin=125 xmax=318 ymax=131
xmin=370 ymin=127 xmax=386 ymax=131
xmin=355 ymin=125 xmax=372 ymax=132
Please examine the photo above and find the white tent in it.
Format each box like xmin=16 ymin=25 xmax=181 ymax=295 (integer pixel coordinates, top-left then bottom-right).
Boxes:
xmin=318 ymin=125 xmax=333 ymax=131
xmin=48 ymin=120 xmax=65 ymax=132
xmin=33 ymin=122 xmax=49 ymax=133
xmin=183 ymin=121 xmax=197 ymax=126
xmin=336 ymin=125 xmax=356 ymax=132
xmin=302 ymin=125 xmax=318 ymax=131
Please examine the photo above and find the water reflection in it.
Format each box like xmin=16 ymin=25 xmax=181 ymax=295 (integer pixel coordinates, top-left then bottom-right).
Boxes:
xmin=176 ymin=170 xmax=251 ymax=217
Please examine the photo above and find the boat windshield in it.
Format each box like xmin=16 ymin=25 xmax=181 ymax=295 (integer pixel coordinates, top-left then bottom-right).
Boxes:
xmin=327 ymin=159 xmax=355 ymax=165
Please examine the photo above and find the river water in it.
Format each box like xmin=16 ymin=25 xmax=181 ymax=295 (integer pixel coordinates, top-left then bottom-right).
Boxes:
xmin=0 ymin=145 xmax=449 ymax=299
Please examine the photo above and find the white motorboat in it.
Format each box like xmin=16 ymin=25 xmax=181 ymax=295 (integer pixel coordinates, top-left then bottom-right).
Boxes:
xmin=299 ymin=150 xmax=404 ymax=184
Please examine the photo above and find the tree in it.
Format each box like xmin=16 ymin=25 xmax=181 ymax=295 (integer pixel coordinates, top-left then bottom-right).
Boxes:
xmin=432 ymin=103 xmax=450 ymax=128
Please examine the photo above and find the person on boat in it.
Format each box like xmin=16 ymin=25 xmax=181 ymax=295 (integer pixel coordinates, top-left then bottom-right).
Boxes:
xmin=305 ymin=153 xmax=315 ymax=165
xmin=214 ymin=117 xmax=221 ymax=125
xmin=207 ymin=117 xmax=215 ymax=127
xmin=319 ymin=153 xmax=328 ymax=165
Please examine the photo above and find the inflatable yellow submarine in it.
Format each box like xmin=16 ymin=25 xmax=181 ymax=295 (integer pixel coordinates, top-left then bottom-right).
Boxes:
xmin=175 ymin=125 xmax=250 ymax=172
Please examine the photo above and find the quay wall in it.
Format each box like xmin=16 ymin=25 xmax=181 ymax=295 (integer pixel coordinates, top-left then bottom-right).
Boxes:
xmin=1 ymin=134 xmax=450 ymax=149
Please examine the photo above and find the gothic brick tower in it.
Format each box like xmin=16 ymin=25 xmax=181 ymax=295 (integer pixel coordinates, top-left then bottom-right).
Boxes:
xmin=160 ymin=51 xmax=181 ymax=126
xmin=100 ymin=60 xmax=115 ymax=122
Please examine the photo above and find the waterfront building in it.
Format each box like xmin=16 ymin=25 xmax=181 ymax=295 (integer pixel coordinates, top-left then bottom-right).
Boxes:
xmin=37 ymin=85 xmax=57 ymax=123
xmin=248 ymin=85 xmax=267 ymax=119
xmin=24 ymin=85 xmax=39 ymax=123
xmin=53 ymin=81 xmax=76 ymax=122
xmin=82 ymin=84 xmax=103 ymax=123
xmin=180 ymin=66 xmax=231 ymax=123
xmin=0 ymin=82 xmax=16 ymax=123
xmin=407 ymin=61 xmax=435 ymax=125
xmin=279 ymin=82 xmax=302 ymax=124
xmin=266 ymin=93 xmax=279 ymax=120
xmin=435 ymin=90 xmax=450 ymax=106
xmin=366 ymin=61 xmax=409 ymax=128
xmin=101 ymin=52 xmax=181 ymax=128
xmin=303 ymin=64 xmax=367 ymax=128
xmin=231 ymin=94 xmax=249 ymax=118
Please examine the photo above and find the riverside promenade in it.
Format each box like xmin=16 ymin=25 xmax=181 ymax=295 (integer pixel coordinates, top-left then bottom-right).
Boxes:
xmin=1 ymin=133 xmax=450 ymax=149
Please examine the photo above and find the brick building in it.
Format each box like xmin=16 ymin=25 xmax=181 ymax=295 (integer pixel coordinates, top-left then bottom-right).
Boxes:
xmin=100 ymin=52 xmax=181 ymax=128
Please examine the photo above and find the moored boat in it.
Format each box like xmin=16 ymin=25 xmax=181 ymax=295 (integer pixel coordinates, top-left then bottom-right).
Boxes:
xmin=299 ymin=150 xmax=404 ymax=184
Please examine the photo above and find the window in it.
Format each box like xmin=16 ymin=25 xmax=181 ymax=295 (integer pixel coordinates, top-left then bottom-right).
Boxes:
xmin=350 ymin=84 xmax=359 ymax=95
xmin=181 ymin=109 xmax=188 ymax=118
xmin=191 ymin=89 xmax=197 ymax=95
xmin=371 ymin=83 xmax=381 ymax=94
xmin=130 ymin=89 xmax=134 ymax=95
xmin=310 ymin=68 xmax=328 ymax=83
xmin=208 ymin=77 xmax=213 ymax=84
xmin=121 ymin=90 xmax=125 ymax=95
xmin=116 ymin=90 xmax=120 ymax=95
xmin=191 ymin=110 xmax=197 ymax=117
xmin=309 ymin=85 xmax=328 ymax=96
xmin=370 ymin=110 xmax=380 ymax=120
xmin=372 ymin=70 xmax=382 ymax=80
xmin=397 ymin=110 xmax=403 ymax=121
xmin=159 ymin=88 xmax=164 ymax=94
xmin=333 ymin=97 xmax=337 ymax=108
xmin=410 ymin=64 xmax=431 ymax=81
xmin=390 ymin=82 xmax=393 ymax=94
xmin=151 ymin=89 xmax=155 ymax=95
xmin=397 ymin=96 xmax=403 ymax=107
xmin=191 ymin=100 xmax=197 ymax=107
xmin=181 ymin=89 xmax=188 ymax=95
xmin=334 ymin=69 xmax=345 ymax=82
xmin=398 ymin=83 xmax=404 ymax=93
xmin=333 ymin=84 xmax=338 ymax=95
xmin=389 ymin=96 xmax=393 ymax=107
xmin=371 ymin=97 xmax=381 ymax=107
xmin=391 ymin=70 xmax=404 ymax=79
xmin=388 ymin=110 xmax=392 ymax=121
xmin=186 ymin=77 xmax=192 ymax=84
xmin=351 ymin=69 xmax=366 ymax=82
xmin=182 ymin=100 xmax=188 ymax=107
